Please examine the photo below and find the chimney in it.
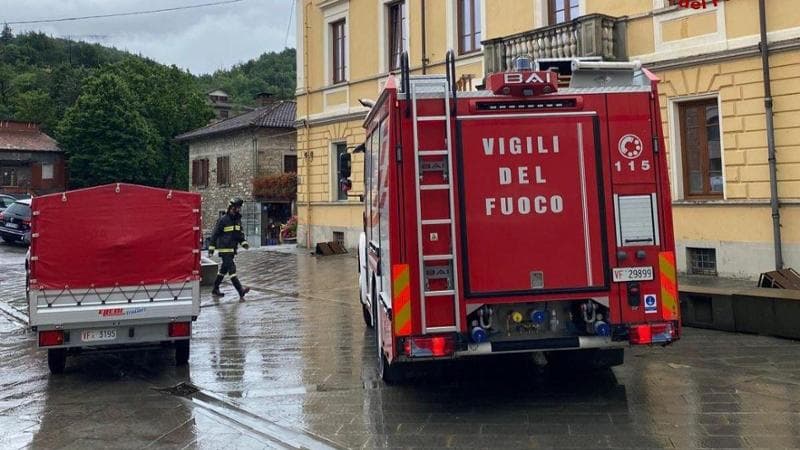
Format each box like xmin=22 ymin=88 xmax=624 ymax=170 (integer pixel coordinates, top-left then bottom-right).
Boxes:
xmin=254 ymin=92 xmax=276 ymax=107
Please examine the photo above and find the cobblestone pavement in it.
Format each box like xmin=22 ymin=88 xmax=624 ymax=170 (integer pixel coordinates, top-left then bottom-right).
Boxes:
xmin=2 ymin=242 xmax=800 ymax=449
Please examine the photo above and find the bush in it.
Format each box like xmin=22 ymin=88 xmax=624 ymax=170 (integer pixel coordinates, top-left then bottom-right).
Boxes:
xmin=252 ymin=173 xmax=297 ymax=201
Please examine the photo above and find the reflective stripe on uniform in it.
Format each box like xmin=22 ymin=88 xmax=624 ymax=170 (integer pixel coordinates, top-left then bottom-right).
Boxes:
xmin=208 ymin=246 xmax=216 ymax=250
xmin=234 ymin=225 xmax=241 ymax=231
xmin=223 ymin=225 xmax=235 ymax=232
xmin=230 ymin=273 xmax=237 ymax=278
xmin=217 ymin=248 xmax=235 ymax=253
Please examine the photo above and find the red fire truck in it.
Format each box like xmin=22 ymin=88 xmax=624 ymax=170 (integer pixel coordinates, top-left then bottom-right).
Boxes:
xmin=347 ymin=52 xmax=680 ymax=382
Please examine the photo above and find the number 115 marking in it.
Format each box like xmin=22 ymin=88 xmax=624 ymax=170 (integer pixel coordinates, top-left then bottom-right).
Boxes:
xmin=615 ymin=160 xmax=651 ymax=172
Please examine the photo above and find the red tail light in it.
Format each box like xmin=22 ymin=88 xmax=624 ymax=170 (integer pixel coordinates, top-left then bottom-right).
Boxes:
xmin=630 ymin=322 xmax=675 ymax=345
xmin=168 ymin=322 xmax=191 ymax=337
xmin=23 ymin=219 xmax=31 ymax=226
xmin=0 ymin=212 xmax=4 ymax=221
xmin=629 ymin=324 xmax=652 ymax=345
xmin=39 ymin=330 xmax=64 ymax=347
xmin=402 ymin=335 xmax=455 ymax=358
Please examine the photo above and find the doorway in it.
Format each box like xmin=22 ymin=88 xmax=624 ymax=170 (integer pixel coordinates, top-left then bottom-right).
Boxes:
xmin=261 ymin=202 xmax=292 ymax=245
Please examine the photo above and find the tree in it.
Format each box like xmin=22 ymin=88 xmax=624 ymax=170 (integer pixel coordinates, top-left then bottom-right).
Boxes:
xmin=57 ymin=73 xmax=161 ymax=188
xmin=0 ymin=24 xmax=12 ymax=45
xmin=102 ymin=59 xmax=213 ymax=188
xmin=13 ymin=89 xmax=56 ymax=128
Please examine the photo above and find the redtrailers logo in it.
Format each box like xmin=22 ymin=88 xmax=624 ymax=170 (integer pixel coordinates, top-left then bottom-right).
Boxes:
xmin=98 ymin=307 xmax=145 ymax=317
xmin=481 ymin=135 xmax=564 ymax=216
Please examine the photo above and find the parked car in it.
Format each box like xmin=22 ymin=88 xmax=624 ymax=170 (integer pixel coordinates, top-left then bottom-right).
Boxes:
xmin=0 ymin=194 xmax=17 ymax=212
xmin=0 ymin=198 xmax=32 ymax=245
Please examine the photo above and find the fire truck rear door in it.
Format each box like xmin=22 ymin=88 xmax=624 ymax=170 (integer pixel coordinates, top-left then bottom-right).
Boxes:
xmin=457 ymin=113 xmax=608 ymax=297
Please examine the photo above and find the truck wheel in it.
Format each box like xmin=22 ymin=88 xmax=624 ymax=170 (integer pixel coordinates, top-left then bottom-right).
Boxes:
xmin=48 ymin=349 xmax=66 ymax=374
xmin=546 ymin=348 xmax=624 ymax=371
xmin=175 ymin=340 xmax=190 ymax=366
xmin=379 ymin=352 xmax=406 ymax=384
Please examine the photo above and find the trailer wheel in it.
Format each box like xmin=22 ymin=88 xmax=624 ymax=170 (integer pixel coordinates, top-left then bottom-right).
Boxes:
xmin=546 ymin=348 xmax=624 ymax=371
xmin=175 ymin=340 xmax=190 ymax=366
xmin=48 ymin=349 xmax=66 ymax=374
xmin=379 ymin=352 xmax=406 ymax=384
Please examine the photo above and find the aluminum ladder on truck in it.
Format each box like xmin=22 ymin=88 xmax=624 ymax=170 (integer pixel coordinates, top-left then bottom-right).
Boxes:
xmin=409 ymin=73 xmax=460 ymax=334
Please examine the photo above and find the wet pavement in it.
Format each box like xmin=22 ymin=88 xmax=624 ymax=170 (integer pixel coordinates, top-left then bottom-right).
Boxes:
xmin=2 ymin=242 xmax=800 ymax=449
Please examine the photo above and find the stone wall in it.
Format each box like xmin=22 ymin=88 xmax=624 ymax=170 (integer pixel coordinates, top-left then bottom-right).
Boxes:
xmin=188 ymin=127 xmax=297 ymax=233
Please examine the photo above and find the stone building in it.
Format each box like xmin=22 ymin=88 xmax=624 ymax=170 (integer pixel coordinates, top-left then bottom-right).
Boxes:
xmin=175 ymin=101 xmax=297 ymax=246
xmin=0 ymin=120 xmax=67 ymax=196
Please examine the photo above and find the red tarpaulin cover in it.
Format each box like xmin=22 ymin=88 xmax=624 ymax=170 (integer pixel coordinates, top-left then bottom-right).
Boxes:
xmin=30 ymin=183 xmax=202 ymax=290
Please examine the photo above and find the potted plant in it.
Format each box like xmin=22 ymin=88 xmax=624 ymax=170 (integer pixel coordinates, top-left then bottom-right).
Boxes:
xmin=280 ymin=216 xmax=297 ymax=244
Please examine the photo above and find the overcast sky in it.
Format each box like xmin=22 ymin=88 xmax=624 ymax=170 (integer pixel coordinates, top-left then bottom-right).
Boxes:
xmin=1 ymin=0 xmax=296 ymax=74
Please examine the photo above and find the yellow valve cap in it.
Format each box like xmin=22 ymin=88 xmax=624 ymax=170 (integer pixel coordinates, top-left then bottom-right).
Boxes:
xmin=511 ymin=311 xmax=523 ymax=323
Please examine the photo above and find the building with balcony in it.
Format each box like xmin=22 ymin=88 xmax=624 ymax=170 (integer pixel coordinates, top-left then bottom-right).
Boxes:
xmin=296 ymin=0 xmax=800 ymax=279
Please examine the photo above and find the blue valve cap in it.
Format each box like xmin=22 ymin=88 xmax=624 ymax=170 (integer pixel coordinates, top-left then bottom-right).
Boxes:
xmin=531 ymin=310 xmax=546 ymax=324
xmin=471 ymin=326 xmax=488 ymax=343
xmin=594 ymin=321 xmax=611 ymax=337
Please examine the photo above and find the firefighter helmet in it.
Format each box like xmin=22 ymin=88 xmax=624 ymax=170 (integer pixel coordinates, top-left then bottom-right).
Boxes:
xmin=228 ymin=197 xmax=244 ymax=208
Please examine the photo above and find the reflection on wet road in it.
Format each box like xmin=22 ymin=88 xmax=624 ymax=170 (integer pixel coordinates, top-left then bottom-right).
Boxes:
xmin=2 ymin=243 xmax=800 ymax=449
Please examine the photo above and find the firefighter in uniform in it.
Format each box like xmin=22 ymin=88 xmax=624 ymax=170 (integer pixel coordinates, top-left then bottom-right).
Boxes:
xmin=209 ymin=198 xmax=251 ymax=300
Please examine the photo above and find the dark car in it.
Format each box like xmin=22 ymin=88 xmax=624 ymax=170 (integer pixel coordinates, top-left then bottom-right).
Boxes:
xmin=0 ymin=199 xmax=32 ymax=245
xmin=0 ymin=194 xmax=17 ymax=212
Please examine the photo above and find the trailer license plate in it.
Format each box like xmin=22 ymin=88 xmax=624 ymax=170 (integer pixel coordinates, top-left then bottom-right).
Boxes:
xmin=81 ymin=328 xmax=117 ymax=342
xmin=612 ymin=266 xmax=654 ymax=282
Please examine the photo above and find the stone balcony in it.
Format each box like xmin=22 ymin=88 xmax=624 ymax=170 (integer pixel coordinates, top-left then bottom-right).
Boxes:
xmin=482 ymin=14 xmax=628 ymax=74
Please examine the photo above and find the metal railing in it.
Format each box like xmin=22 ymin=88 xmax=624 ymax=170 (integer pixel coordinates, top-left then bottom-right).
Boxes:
xmin=482 ymin=14 xmax=628 ymax=74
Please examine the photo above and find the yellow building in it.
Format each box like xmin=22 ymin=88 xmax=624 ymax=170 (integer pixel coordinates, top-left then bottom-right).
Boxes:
xmin=296 ymin=0 xmax=800 ymax=279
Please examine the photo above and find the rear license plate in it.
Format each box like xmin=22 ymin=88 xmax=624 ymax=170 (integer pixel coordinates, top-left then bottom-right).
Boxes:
xmin=5 ymin=222 xmax=18 ymax=229
xmin=81 ymin=328 xmax=117 ymax=342
xmin=612 ymin=266 xmax=654 ymax=282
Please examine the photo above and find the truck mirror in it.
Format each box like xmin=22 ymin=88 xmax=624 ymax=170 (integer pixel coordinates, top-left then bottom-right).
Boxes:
xmin=339 ymin=152 xmax=352 ymax=179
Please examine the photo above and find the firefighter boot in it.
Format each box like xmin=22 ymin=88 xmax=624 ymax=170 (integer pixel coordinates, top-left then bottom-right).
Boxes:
xmin=231 ymin=275 xmax=250 ymax=301
xmin=211 ymin=275 xmax=225 ymax=298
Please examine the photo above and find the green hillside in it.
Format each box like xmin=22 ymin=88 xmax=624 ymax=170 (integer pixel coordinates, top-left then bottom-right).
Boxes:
xmin=0 ymin=27 xmax=296 ymax=189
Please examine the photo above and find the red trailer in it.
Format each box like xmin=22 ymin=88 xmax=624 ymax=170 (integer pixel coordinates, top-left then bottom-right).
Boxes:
xmin=27 ymin=183 xmax=202 ymax=374
xmin=349 ymin=53 xmax=680 ymax=382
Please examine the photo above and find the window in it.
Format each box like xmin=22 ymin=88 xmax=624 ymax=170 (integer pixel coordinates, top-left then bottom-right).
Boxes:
xmin=42 ymin=163 xmax=54 ymax=180
xmin=219 ymin=109 xmax=229 ymax=119
xmin=1 ymin=168 xmax=17 ymax=187
xmin=331 ymin=19 xmax=346 ymax=84
xmin=191 ymin=159 xmax=209 ymax=188
xmin=284 ymin=155 xmax=297 ymax=173
xmin=679 ymin=99 xmax=722 ymax=198
xmin=334 ymin=143 xmax=348 ymax=201
xmin=216 ymin=156 xmax=230 ymax=186
xmin=458 ymin=0 xmax=481 ymax=55
xmin=688 ymin=247 xmax=717 ymax=276
xmin=388 ymin=1 xmax=406 ymax=71
xmin=549 ymin=0 xmax=580 ymax=24
xmin=333 ymin=231 xmax=345 ymax=245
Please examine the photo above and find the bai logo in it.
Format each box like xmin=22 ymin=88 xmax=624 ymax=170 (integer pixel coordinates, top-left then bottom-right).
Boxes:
xmin=675 ymin=0 xmax=724 ymax=9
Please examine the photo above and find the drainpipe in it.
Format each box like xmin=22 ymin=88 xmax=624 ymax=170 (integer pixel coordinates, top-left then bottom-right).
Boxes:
xmin=759 ymin=0 xmax=783 ymax=270
xmin=421 ymin=0 xmax=428 ymax=74
xmin=303 ymin=0 xmax=313 ymax=249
